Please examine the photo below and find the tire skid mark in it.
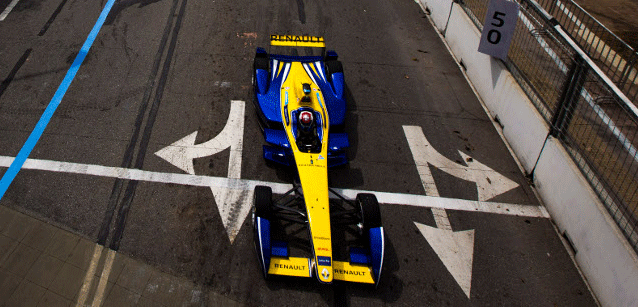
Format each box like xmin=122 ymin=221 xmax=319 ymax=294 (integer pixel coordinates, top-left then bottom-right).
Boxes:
xmin=0 ymin=48 xmax=32 ymax=104
xmin=108 ymin=0 xmax=189 ymax=251
xmin=38 ymin=0 xmax=69 ymax=36
xmin=98 ymin=0 xmax=189 ymax=250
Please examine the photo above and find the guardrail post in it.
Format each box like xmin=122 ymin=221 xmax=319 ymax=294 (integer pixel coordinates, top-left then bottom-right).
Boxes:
xmin=618 ymin=52 xmax=637 ymax=90
xmin=550 ymin=53 xmax=589 ymax=138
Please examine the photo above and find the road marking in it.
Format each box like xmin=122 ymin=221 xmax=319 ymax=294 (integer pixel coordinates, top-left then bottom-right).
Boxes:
xmin=76 ymin=244 xmax=103 ymax=307
xmin=431 ymin=207 xmax=451 ymax=230
xmin=0 ymin=0 xmax=116 ymax=201
xmin=73 ymin=244 xmax=116 ymax=307
xmin=0 ymin=0 xmax=20 ymax=21
xmin=415 ymin=223 xmax=474 ymax=298
xmin=155 ymin=100 xmax=248 ymax=242
xmin=213 ymin=81 xmax=232 ymax=87
xmin=0 ymin=155 xmax=549 ymax=218
xmin=91 ymin=249 xmax=116 ymax=307
xmin=403 ymin=125 xmax=519 ymax=201
xmin=155 ymin=100 xmax=245 ymax=175
xmin=404 ymin=125 xmax=518 ymax=299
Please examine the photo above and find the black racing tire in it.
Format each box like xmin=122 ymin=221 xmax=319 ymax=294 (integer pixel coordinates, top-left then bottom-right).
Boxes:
xmin=253 ymin=185 xmax=272 ymax=280
xmin=254 ymin=185 xmax=273 ymax=219
xmin=254 ymin=55 xmax=269 ymax=95
xmin=357 ymin=193 xmax=381 ymax=229
xmin=325 ymin=60 xmax=343 ymax=84
xmin=254 ymin=55 xmax=269 ymax=71
xmin=325 ymin=60 xmax=343 ymax=74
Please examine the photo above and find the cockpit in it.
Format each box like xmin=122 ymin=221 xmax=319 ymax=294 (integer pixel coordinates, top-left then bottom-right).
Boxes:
xmin=295 ymin=109 xmax=321 ymax=153
xmin=294 ymin=83 xmax=322 ymax=153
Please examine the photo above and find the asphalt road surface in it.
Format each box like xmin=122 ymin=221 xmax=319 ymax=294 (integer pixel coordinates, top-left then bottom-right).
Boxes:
xmin=0 ymin=0 xmax=598 ymax=305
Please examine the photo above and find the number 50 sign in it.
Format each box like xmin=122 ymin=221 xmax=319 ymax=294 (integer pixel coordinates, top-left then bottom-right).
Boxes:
xmin=478 ymin=0 xmax=520 ymax=60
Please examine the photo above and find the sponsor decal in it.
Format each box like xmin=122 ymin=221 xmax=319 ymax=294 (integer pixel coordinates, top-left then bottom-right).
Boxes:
xmin=270 ymin=35 xmax=324 ymax=44
xmin=297 ymin=163 xmax=326 ymax=168
xmin=334 ymin=268 xmax=366 ymax=276
xmin=314 ymin=236 xmax=330 ymax=241
xmin=318 ymin=155 xmax=325 ymax=160
xmin=318 ymin=247 xmax=329 ymax=252
xmin=274 ymin=263 xmax=307 ymax=271
xmin=317 ymin=256 xmax=332 ymax=266
xmin=322 ymin=268 xmax=330 ymax=279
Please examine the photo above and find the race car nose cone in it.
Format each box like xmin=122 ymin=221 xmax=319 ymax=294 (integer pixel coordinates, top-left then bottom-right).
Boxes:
xmin=299 ymin=111 xmax=313 ymax=125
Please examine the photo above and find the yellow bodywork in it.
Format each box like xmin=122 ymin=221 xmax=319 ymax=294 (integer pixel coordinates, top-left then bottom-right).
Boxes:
xmin=333 ymin=261 xmax=375 ymax=284
xmin=268 ymin=257 xmax=312 ymax=277
xmin=270 ymin=34 xmax=326 ymax=47
xmin=268 ymin=257 xmax=375 ymax=284
xmin=280 ymin=61 xmax=333 ymax=283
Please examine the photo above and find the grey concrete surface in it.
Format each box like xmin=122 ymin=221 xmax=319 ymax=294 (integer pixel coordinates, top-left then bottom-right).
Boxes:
xmin=0 ymin=204 xmax=241 ymax=306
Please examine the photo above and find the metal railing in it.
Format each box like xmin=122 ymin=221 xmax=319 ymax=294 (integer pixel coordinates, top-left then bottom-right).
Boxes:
xmin=535 ymin=0 xmax=638 ymax=103
xmin=458 ymin=0 xmax=638 ymax=253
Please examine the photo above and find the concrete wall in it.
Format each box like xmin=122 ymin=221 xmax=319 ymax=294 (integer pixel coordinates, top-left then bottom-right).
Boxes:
xmin=421 ymin=1 xmax=638 ymax=306
xmin=442 ymin=5 xmax=548 ymax=172
xmin=417 ymin=0 xmax=453 ymax=33
xmin=535 ymin=137 xmax=638 ymax=307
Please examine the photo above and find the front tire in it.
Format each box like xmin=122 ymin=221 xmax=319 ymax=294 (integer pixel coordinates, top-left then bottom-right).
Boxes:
xmin=253 ymin=185 xmax=273 ymax=280
xmin=356 ymin=193 xmax=381 ymax=229
xmin=254 ymin=185 xmax=273 ymax=219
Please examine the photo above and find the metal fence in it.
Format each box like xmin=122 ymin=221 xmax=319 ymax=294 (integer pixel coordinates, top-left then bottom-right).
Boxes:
xmin=458 ymin=0 xmax=638 ymax=253
xmin=535 ymin=0 xmax=638 ymax=104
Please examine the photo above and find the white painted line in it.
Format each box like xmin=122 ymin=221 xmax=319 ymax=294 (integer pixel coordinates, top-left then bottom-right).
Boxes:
xmin=0 ymin=0 xmax=20 ymax=21
xmin=0 ymin=155 xmax=549 ymax=218
xmin=75 ymin=244 xmax=103 ymax=307
xmin=431 ymin=207 xmax=452 ymax=230
xmin=91 ymin=249 xmax=116 ymax=307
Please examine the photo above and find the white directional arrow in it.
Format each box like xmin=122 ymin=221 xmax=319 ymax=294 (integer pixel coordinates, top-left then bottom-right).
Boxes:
xmin=402 ymin=125 xmax=519 ymax=201
xmin=403 ymin=125 xmax=519 ymax=299
xmin=155 ymin=100 xmax=245 ymax=175
xmin=156 ymin=100 xmax=250 ymax=243
xmin=415 ymin=221 xmax=475 ymax=298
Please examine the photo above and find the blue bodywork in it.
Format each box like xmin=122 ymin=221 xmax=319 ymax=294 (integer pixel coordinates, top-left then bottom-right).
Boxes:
xmin=253 ymin=48 xmax=349 ymax=167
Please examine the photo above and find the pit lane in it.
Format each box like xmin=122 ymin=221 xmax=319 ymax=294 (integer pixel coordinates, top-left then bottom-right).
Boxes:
xmin=0 ymin=0 xmax=597 ymax=305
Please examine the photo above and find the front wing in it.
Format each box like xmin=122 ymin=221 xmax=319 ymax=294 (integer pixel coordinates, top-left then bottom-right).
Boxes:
xmin=254 ymin=215 xmax=385 ymax=285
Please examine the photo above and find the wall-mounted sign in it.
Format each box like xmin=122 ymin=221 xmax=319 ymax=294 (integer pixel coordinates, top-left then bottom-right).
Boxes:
xmin=478 ymin=0 xmax=520 ymax=60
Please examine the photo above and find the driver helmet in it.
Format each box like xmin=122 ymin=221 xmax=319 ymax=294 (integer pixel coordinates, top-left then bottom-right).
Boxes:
xmin=298 ymin=111 xmax=314 ymax=131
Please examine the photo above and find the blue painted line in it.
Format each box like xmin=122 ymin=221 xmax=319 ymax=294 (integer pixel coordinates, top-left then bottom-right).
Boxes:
xmin=0 ymin=0 xmax=117 ymax=200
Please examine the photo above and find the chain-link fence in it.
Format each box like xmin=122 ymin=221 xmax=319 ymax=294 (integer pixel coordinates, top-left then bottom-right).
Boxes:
xmin=458 ymin=0 xmax=638 ymax=253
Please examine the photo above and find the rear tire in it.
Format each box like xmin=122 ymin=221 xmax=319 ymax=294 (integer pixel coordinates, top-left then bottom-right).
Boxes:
xmin=325 ymin=60 xmax=343 ymax=74
xmin=357 ymin=193 xmax=381 ymax=229
xmin=254 ymin=55 xmax=269 ymax=95
xmin=325 ymin=60 xmax=343 ymax=84
xmin=254 ymin=56 xmax=269 ymax=71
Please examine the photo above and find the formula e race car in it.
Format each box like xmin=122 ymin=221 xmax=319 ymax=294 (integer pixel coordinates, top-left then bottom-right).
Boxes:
xmin=251 ymin=35 xmax=385 ymax=285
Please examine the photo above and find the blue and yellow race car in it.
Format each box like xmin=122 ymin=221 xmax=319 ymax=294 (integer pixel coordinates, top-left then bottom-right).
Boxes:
xmin=251 ymin=35 xmax=385 ymax=285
